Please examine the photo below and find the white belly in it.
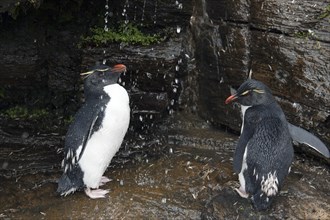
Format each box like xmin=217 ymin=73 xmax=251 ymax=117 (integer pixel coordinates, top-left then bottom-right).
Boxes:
xmin=238 ymin=105 xmax=251 ymax=194
xmin=240 ymin=105 xmax=251 ymax=134
xmin=238 ymin=143 xmax=248 ymax=192
xmin=79 ymin=84 xmax=130 ymax=188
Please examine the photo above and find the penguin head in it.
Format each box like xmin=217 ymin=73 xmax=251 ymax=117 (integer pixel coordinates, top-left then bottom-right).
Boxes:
xmin=81 ymin=64 xmax=126 ymax=89
xmin=225 ymin=79 xmax=274 ymax=106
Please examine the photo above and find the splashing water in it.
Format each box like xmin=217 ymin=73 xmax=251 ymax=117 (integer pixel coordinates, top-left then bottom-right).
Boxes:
xmin=104 ymin=0 xmax=110 ymax=30
xmin=103 ymin=0 xmax=110 ymax=64
xmin=153 ymin=0 xmax=158 ymax=24
xmin=175 ymin=1 xmax=183 ymax=10
xmin=176 ymin=26 xmax=181 ymax=34
xmin=122 ymin=0 xmax=130 ymax=24
xmin=167 ymin=56 xmax=182 ymax=115
xmin=141 ymin=0 xmax=147 ymax=21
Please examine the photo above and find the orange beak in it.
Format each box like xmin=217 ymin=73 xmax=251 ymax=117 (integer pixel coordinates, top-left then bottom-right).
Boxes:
xmin=225 ymin=94 xmax=237 ymax=104
xmin=112 ymin=64 xmax=127 ymax=73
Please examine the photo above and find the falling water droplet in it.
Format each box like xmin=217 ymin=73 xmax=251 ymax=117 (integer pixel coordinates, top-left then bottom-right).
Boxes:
xmin=146 ymin=72 xmax=152 ymax=78
xmin=139 ymin=115 xmax=143 ymax=121
xmin=175 ymin=65 xmax=180 ymax=71
xmin=153 ymin=0 xmax=158 ymax=24
xmin=176 ymin=26 xmax=181 ymax=33
xmin=105 ymin=0 xmax=109 ymax=8
xmin=141 ymin=0 xmax=146 ymax=21
xmin=173 ymin=88 xmax=177 ymax=93
xmin=103 ymin=0 xmax=109 ymax=62
xmin=175 ymin=1 xmax=183 ymax=10
xmin=175 ymin=78 xmax=179 ymax=84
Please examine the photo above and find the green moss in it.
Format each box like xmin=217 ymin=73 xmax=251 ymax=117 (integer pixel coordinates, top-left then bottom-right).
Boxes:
xmin=294 ymin=31 xmax=309 ymax=39
xmin=63 ymin=115 xmax=74 ymax=125
xmin=6 ymin=0 xmax=42 ymax=19
xmin=8 ymin=2 xmax=21 ymax=19
xmin=293 ymin=30 xmax=317 ymax=40
xmin=319 ymin=4 xmax=330 ymax=19
xmin=2 ymin=106 xmax=49 ymax=120
xmin=79 ymin=23 xmax=161 ymax=47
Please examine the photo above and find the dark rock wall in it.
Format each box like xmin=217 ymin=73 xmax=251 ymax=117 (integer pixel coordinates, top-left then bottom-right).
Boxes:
xmin=0 ymin=0 xmax=94 ymax=113
xmin=184 ymin=0 xmax=330 ymax=145
xmin=0 ymin=0 xmax=329 ymax=148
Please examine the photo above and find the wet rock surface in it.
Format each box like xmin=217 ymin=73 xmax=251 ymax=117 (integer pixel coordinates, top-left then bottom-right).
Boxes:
xmin=1 ymin=0 xmax=329 ymax=149
xmin=0 ymin=0 xmax=330 ymax=219
xmin=185 ymin=0 xmax=330 ymax=146
xmin=0 ymin=126 xmax=329 ymax=219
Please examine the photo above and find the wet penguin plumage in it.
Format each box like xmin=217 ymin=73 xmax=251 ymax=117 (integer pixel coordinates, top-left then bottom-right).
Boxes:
xmin=57 ymin=64 xmax=130 ymax=199
xmin=225 ymin=79 xmax=294 ymax=210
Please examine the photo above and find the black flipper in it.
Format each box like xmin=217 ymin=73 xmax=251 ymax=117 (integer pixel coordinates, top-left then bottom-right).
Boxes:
xmin=78 ymin=114 xmax=99 ymax=161
xmin=57 ymin=97 xmax=108 ymax=196
xmin=233 ymin=111 xmax=258 ymax=173
xmin=288 ymin=123 xmax=329 ymax=158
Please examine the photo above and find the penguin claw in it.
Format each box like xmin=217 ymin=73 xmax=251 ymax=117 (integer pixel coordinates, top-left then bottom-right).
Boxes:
xmin=99 ymin=176 xmax=111 ymax=186
xmin=235 ymin=187 xmax=249 ymax=198
xmin=85 ymin=188 xmax=109 ymax=199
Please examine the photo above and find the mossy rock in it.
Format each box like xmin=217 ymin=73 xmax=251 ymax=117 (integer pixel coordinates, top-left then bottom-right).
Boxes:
xmin=79 ymin=23 xmax=162 ymax=47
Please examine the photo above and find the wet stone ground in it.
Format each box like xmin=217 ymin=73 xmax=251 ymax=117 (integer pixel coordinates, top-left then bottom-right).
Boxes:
xmin=0 ymin=128 xmax=329 ymax=219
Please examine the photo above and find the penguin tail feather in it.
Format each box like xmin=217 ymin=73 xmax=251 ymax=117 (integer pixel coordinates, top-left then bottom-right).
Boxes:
xmin=57 ymin=174 xmax=78 ymax=196
xmin=251 ymin=190 xmax=275 ymax=211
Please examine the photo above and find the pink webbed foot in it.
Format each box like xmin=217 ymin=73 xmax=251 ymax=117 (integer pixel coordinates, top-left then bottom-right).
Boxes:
xmin=99 ymin=176 xmax=111 ymax=187
xmin=85 ymin=188 xmax=109 ymax=199
xmin=234 ymin=186 xmax=249 ymax=198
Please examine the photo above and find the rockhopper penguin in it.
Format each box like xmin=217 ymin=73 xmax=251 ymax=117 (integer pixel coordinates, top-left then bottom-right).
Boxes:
xmin=57 ymin=64 xmax=130 ymax=199
xmin=225 ymin=79 xmax=294 ymax=210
